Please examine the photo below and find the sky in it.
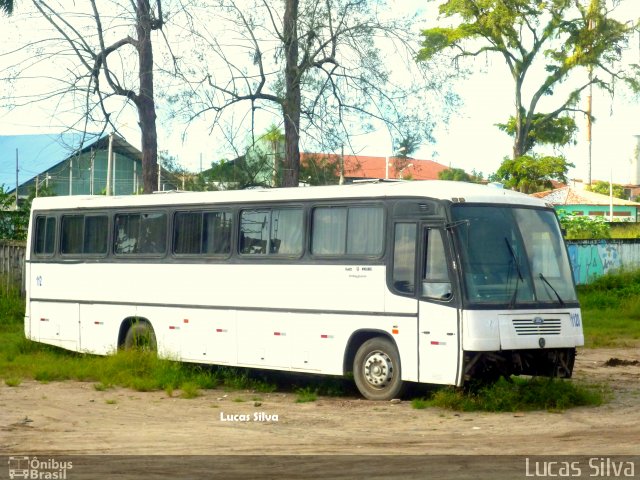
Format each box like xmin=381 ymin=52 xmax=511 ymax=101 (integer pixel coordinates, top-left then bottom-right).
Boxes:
xmin=0 ymin=1 xmax=639 ymax=186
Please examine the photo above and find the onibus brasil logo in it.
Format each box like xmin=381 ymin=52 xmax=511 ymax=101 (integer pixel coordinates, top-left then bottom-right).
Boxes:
xmin=8 ymin=456 xmax=73 ymax=479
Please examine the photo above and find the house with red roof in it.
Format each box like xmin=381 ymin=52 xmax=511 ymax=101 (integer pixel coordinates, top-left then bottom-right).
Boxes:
xmin=301 ymin=152 xmax=447 ymax=182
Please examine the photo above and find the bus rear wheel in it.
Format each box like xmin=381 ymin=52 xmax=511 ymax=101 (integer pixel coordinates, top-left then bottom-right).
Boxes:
xmin=122 ymin=321 xmax=157 ymax=352
xmin=353 ymin=337 xmax=404 ymax=401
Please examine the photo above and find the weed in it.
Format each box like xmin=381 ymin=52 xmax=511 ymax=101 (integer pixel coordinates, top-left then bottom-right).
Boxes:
xmin=295 ymin=386 xmax=318 ymax=403
xmin=105 ymin=399 xmax=117 ymax=405
xmin=415 ymin=377 xmax=608 ymax=412
xmin=180 ymin=382 xmax=200 ymax=399
xmin=4 ymin=377 xmax=21 ymax=387
xmin=410 ymin=398 xmax=429 ymax=410
xmin=93 ymin=382 xmax=111 ymax=391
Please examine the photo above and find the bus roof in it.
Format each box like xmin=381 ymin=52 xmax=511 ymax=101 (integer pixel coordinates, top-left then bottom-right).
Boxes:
xmin=30 ymin=180 xmax=548 ymax=210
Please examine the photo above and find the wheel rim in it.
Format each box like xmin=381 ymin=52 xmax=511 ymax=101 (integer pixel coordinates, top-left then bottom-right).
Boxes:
xmin=363 ymin=350 xmax=394 ymax=389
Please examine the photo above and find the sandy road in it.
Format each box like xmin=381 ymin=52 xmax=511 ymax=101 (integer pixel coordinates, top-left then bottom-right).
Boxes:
xmin=0 ymin=347 xmax=638 ymax=479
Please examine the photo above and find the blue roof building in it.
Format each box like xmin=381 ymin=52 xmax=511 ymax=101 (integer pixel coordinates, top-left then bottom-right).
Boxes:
xmin=0 ymin=132 xmax=143 ymax=200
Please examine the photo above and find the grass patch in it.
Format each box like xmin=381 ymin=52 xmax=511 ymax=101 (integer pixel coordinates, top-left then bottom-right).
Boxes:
xmin=410 ymin=398 xmax=429 ymax=410
xmin=578 ymin=270 xmax=640 ymax=347
xmin=295 ymin=386 xmax=318 ymax=403
xmin=413 ymin=377 xmax=609 ymax=412
xmin=179 ymin=382 xmax=200 ymax=399
xmin=4 ymin=377 xmax=21 ymax=387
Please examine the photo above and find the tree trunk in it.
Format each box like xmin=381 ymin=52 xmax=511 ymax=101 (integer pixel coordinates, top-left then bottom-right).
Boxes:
xmin=136 ymin=0 xmax=158 ymax=194
xmin=282 ymin=0 xmax=300 ymax=188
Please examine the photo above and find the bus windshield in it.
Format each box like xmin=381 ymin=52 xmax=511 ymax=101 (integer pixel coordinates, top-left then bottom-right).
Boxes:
xmin=451 ymin=205 xmax=578 ymax=307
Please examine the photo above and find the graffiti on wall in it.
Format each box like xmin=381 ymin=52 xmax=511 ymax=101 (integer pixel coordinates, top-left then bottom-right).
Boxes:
xmin=567 ymin=242 xmax=622 ymax=284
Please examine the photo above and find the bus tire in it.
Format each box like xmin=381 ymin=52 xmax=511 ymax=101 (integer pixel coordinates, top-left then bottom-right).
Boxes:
xmin=353 ymin=337 xmax=404 ymax=401
xmin=122 ymin=321 xmax=157 ymax=352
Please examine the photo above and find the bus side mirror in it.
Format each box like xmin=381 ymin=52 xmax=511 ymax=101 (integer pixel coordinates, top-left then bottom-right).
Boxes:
xmin=421 ymin=282 xmax=452 ymax=301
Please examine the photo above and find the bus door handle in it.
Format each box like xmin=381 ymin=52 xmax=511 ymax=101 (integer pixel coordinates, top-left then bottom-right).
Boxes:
xmin=421 ymin=331 xmax=430 ymax=335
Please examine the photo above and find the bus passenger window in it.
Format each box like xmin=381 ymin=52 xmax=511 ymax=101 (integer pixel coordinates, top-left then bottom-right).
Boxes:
xmin=311 ymin=206 xmax=383 ymax=256
xmin=240 ymin=209 xmax=303 ymax=256
xmin=240 ymin=210 xmax=269 ymax=254
xmin=34 ymin=216 xmax=56 ymax=255
xmin=174 ymin=212 xmax=201 ymax=254
xmin=203 ymin=212 xmax=232 ymax=254
xmin=270 ymin=209 xmax=302 ymax=255
xmin=61 ymin=216 xmax=84 ymax=254
xmin=115 ymin=212 xmax=166 ymax=255
xmin=61 ymin=215 xmax=108 ymax=255
xmin=84 ymin=215 xmax=108 ymax=254
xmin=422 ymin=229 xmax=452 ymax=301
xmin=392 ymin=223 xmax=416 ymax=294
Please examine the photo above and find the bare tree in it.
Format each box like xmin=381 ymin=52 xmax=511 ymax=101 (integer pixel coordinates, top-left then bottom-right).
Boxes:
xmin=3 ymin=1 xmax=167 ymax=193
xmin=174 ymin=0 xmax=450 ymax=187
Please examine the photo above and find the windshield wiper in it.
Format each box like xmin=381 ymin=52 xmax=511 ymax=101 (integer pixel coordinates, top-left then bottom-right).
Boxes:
xmin=504 ymin=238 xmax=523 ymax=308
xmin=538 ymin=273 xmax=565 ymax=305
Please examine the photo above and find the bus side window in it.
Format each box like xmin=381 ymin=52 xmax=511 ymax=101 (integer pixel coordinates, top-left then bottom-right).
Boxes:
xmin=422 ymin=229 xmax=452 ymax=301
xmin=392 ymin=223 xmax=417 ymax=294
xmin=34 ymin=216 xmax=56 ymax=255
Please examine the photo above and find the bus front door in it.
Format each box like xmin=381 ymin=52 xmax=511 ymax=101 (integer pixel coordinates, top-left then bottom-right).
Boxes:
xmin=418 ymin=227 xmax=461 ymax=385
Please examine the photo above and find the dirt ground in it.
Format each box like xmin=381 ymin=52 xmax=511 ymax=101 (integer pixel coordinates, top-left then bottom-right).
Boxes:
xmin=0 ymin=347 xmax=638 ymax=478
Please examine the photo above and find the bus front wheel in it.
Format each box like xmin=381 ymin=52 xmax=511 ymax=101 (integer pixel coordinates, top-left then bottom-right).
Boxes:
xmin=122 ymin=321 xmax=157 ymax=352
xmin=353 ymin=337 xmax=404 ymax=401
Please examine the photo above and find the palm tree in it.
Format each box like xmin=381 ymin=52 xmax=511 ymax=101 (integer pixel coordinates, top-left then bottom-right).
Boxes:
xmin=262 ymin=124 xmax=284 ymax=187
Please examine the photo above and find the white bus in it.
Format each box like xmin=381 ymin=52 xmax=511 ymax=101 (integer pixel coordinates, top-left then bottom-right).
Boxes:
xmin=24 ymin=181 xmax=583 ymax=400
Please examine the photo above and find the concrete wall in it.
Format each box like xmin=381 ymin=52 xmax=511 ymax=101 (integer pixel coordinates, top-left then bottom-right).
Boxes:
xmin=567 ymin=239 xmax=640 ymax=284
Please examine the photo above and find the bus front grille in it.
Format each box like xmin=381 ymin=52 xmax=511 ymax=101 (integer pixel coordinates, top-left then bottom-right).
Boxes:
xmin=512 ymin=318 xmax=562 ymax=336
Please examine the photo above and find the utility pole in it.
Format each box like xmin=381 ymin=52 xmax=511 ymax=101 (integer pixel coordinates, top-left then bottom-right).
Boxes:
xmin=15 ymin=149 xmax=18 ymax=210
xmin=585 ymin=0 xmax=597 ymax=187
xmin=339 ymin=145 xmax=345 ymax=185
xmin=106 ymin=133 xmax=114 ymax=196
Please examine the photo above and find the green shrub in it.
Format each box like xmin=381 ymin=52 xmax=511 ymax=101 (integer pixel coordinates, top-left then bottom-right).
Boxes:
xmin=415 ymin=377 xmax=608 ymax=412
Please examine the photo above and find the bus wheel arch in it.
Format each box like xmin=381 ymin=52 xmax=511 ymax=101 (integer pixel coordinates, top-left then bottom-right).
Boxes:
xmin=345 ymin=331 xmax=404 ymax=401
xmin=118 ymin=317 xmax=157 ymax=352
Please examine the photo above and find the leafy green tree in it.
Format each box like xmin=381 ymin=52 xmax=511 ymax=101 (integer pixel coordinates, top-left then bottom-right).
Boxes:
xmin=418 ymin=0 xmax=638 ymax=160
xmin=0 ymin=185 xmax=20 ymax=240
xmin=557 ymin=210 xmax=611 ymax=239
xmin=438 ymin=168 xmax=472 ymax=182
xmin=494 ymin=154 xmax=574 ymax=193
xmin=394 ymin=133 xmax=422 ymax=159
xmin=588 ymin=181 xmax=626 ymax=199
xmin=438 ymin=167 xmax=485 ymax=183
xmin=299 ymin=154 xmax=339 ymax=186
xmin=0 ymin=183 xmax=55 ymax=240
xmin=496 ymin=114 xmax=579 ymax=157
